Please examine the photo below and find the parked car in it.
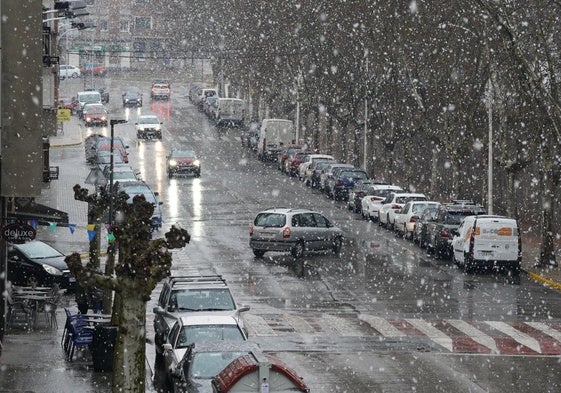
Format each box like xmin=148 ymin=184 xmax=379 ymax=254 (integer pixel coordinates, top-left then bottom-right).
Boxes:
xmin=59 ymin=64 xmax=81 ymax=79
xmin=257 ymin=119 xmax=296 ymax=162
xmin=188 ymin=82 xmax=207 ymax=103
xmin=299 ymin=154 xmax=334 ymax=182
xmin=136 ymin=115 xmax=162 ymax=140
xmin=83 ymin=104 xmax=108 ymax=127
xmin=94 ymin=150 xmax=125 ymax=167
xmin=80 ymin=64 xmax=108 ymax=77
xmin=347 ymin=180 xmax=381 ymax=213
xmin=162 ymin=315 xmax=248 ymax=383
xmin=203 ymin=95 xmax=219 ymax=118
xmin=412 ymin=205 xmax=441 ymax=248
xmin=329 ymin=168 xmax=369 ymax=201
xmin=425 ymin=200 xmax=486 ymax=259
xmin=250 ymin=208 xmax=343 ymax=259
xmin=169 ymin=341 xmax=262 ymax=393
xmin=360 ymin=184 xmax=404 ymax=221
xmin=85 ymin=136 xmax=128 ymax=164
xmin=378 ymin=193 xmax=428 ymax=230
xmin=241 ymin=121 xmax=260 ymax=150
xmin=113 ymin=180 xmax=163 ymax=231
xmin=7 ymin=240 xmax=75 ymax=290
xmin=196 ymin=88 xmax=217 ymax=110
xmin=276 ymin=144 xmax=305 ymax=173
xmin=102 ymin=164 xmax=140 ymax=184
xmin=321 ymin=163 xmax=355 ymax=195
xmin=393 ymin=201 xmax=441 ymax=239
xmin=306 ymin=160 xmax=335 ymax=188
xmin=214 ymin=98 xmax=245 ymax=128
xmin=97 ymin=88 xmax=110 ymax=104
xmin=451 ymin=215 xmax=521 ymax=274
xmin=286 ymin=150 xmax=311 ymax=177
xmin=122 ymin=91 xmax=143 ymax=107
xmin=58 ymin=96 xmax=78 ymax=113
xmin=153 ymin=274 xmax=250 ymax=357
xmin=166 ymin=148 xmax=201 ymax=178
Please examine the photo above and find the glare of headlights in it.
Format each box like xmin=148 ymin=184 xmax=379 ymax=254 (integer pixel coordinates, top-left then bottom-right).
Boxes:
xmin=169 ymin=159 xmax=177 ymax=166
xmin=193 ymin=159 xmax=200 ymax=167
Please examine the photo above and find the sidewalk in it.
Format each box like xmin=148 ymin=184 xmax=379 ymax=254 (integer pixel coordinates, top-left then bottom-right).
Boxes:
xmin=2 ymin=117 xmax=561 ymax=392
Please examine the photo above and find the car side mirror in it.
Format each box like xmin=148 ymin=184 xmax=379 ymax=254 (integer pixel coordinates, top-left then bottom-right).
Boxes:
xmin=153 ymin=306 xmax=164 ymax=314
xmin=237 ymin=305 xmax=250 ymax=313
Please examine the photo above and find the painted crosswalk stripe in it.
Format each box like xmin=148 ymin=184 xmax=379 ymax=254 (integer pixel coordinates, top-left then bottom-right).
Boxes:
xmin=526 ymin=322 xmax=561 ymax=343
xmin=447 ymin=319 xmax=498 ymax=353
xmin=359 ymin=314 xmax=406 ymax=337
xmin=244 ymin=314 xmax=277 ymax=336
xmin=486 ymin=321 xmax=541 ymax=353
xmin=406 ymin=318 xmax=453 ymax=352
xmin=283 ymin=314 xmax=316 ymax=334
xmin=322 ymin=314 xmax=362 ymax=336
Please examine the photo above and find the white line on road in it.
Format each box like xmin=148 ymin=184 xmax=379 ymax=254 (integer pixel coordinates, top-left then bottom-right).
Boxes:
xmin=322 ymin=314 xmax=363 ymax=336
xmin=486 ymin=321 xmax=542 ymax=353
xmin=526 ymin=322 xmax=561 ymax=344
xmin=359 ymin=314 xmax=406 ymax=337
xmin=406 ymin=318 xmax=453 ymax=352
xmin=447 ymin=319 xmax=498 ymax=353
xmin=244 ymin=314 xmax=277 ymax=336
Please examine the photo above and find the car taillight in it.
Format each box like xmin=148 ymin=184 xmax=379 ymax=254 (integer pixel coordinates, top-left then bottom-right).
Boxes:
xmin=468 ymin=230 xmax=475 ymax=258
xmin=439 ymin=229 xmax=449 ymax=238
xmin=283 ymin=227 xmax=291 ymax=238
xmin=335 ymin=180 xmax=343 ymax=186
xmin=391 ymin=204 xmax=402 ymax=210
xmin=409 ymin=216 xmax=418 ymax=222
xmin=249 ymin=225 xmax=254 ymax=236
xmin=370 ymin=196 xmax=383 ymax=202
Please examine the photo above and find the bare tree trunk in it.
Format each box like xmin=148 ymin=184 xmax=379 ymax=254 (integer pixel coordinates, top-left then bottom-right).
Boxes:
xmin=112 ymin=289 xmax=147 ymax=393
xmin=538 ymin=146 xmax=557 ymax=267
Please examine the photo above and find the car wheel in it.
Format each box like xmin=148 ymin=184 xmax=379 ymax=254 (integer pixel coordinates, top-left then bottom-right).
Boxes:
xmin=332 ymin=237 xmax=343 ymax=256
xmin=168 ymin=171 xmax=173 ymax=178
xmin=378 ymin=213 xmax=383 ymax=226
xmin=253 ymin=249 xmax=265 ymax=258
xmin=195 ymin=170 xmax=201 ymax=178
xmin=291 ymin=241 xmax=305 ymax=258
xmin=71 ymin=73 xmax=78 ymax=78
xmin=464 ymin=255 xmax=475 ymax=274
xmin=387 ymin=215 xmax=394 ymax=230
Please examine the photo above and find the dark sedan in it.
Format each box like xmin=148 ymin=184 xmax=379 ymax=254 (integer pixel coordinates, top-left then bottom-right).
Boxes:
xmin=122 ymin=91 xmax=143 ymax=107
xmin=7 ymin=240 xmax=75 ymax=290
xmin=332 ymin=169 xmax=369 ymax=201
xmin=166 ymin=148 xmax=201 ymax=178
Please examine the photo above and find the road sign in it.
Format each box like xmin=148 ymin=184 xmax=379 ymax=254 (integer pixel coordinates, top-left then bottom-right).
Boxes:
xmin=57 ymin=108 xmax=71 ymax=122
xmin=2 ymin=222 xmax=36 ymax=244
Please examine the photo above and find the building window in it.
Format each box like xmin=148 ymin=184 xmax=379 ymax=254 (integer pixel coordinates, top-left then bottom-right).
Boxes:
xmin=120 ymin=20 xmax=130 ymax=33
xmin=135 ymin=17 xmax=151 ymax=31
xmin=99 ymin=20 xmax=108 ymax=31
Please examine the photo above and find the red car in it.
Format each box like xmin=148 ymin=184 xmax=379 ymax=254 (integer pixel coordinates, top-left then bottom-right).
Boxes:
xmin=276 ymin=144 xmax=306 ymax=173
xmin=80 ymin=65 xmax=108 ymax=77
xmin=83 ymin=104 xmax=108 ymax=127
xmin=58 ymin=96 xmax=78 ymax=114
xmin=286 ymin=150 xmax=311 ymax=177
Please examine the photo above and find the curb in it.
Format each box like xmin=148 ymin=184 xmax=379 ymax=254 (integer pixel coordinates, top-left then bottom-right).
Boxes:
xmin=524 ymin=269 xmax=561 ymax=291
xmin=49 ymin=122 xmax=84 ymax=148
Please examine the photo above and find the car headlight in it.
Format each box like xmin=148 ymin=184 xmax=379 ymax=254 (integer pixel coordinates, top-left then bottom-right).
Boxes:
xmin=155 ymin=126 xmax=161 ymax=131
xmin=42 ymin=264 xmax=63 ymax=276
xmin=125 ymin=99 xmax=129 ymax=102
xmin=85 ymin=117 xmax=91 ymax=122
xmin=193 ymin=160 xmax=200 ymax=167
xmin=101 ymin=116 xmax=107 ymax=121
xmin=169 ymin=159 xmax=177 ymax=167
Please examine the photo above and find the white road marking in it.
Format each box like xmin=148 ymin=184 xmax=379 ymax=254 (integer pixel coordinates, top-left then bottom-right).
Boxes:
xmin=526 ymin=322 xmax=561 ymax=343
xmin=447 ymin=319 xmax=498 ymax=353
xmin=406 ymin=318 xmax=453 ymax=352
xmin=322 ymin=314 xmax=362 ymax=336
xmin=283 ymin=314 xmax=316 ymax=334
xmin=486 ymin=321 xmax=542 ymax=353
xmin=244 ymin=314 xmax=277 ymax=336
xmin=359 ymin=314 xmax=406 ymax=337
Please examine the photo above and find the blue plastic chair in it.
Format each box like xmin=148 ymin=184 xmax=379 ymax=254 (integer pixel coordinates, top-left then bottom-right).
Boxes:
xmin=61 ymin=308 xmax=88 ymax=355
xmin=66 ymin=318 xmax=94 ymax=361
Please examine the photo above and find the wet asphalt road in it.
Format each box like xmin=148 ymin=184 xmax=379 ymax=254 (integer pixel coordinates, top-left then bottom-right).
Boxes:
xmin=54 ymin=76 xmax=561 ymax=392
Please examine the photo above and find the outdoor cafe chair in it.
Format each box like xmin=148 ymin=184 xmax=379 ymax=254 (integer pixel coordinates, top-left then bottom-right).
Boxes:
xmin=66 ymin=318 xmax=94 ymax=361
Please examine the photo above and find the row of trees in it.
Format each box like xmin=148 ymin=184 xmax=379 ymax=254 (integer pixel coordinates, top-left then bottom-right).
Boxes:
xmin=166 ymin=0 xmax=560 ymax=265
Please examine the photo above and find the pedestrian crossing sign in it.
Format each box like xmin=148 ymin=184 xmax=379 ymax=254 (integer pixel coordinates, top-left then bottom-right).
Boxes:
xmin=57 ymin=108 xmax=71 ymax=122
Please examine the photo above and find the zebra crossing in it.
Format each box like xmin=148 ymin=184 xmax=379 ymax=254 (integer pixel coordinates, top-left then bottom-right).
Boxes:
xmin=177 ymin=134 xmax=242 ymax=144
xmin=245 ymin=312 xmax=561 ymax=355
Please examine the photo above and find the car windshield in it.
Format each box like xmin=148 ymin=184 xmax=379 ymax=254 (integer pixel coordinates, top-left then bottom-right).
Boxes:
xmin=340 ymin=170 xmax=367 ymax=180
xmin=176 ymin=325 xmax=245 ymax=348
xmin=171 ymin=150 xmax=196 ymax=158
xmin=80 ymin=93 xmax=100 ymax=103
xmin=138 ymin=116 xmax=159 ymax=124
xmin=112 ymin=172 xmax=137 ymax=181
xmin=190 ymin=351 xmax=249 ymax=379
xmin=254 ymin=213 xmax=286 ymax=228
xmin=445 ymin=211 xmax=476 ymax=225
xmin=125 ymin=92 xmax=140 ymax=98
xmin=153 ymin=84 xmax=169 ymax=89
xmin=16 ymin=242 xmax=63 ymax=259
xmin=172 ymin=288 xmax=235 ymax=311
xmin=87 ymin=108 xmax=106 ymax=114
xmin=411 ymin=203 xmax=437 ymax=213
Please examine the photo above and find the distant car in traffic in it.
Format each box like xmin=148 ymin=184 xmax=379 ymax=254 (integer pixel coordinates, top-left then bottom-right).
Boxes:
xmin=7 ymin=240 xmax=75 ymax=290
xmin=166 ymin=148 xmax=201 ymax=178
xmin=82 ymin=104 xmax=108 ymax=127
xmin=136 ymin=115 xmax=162 ymax=140
xmin=122 ymin=91 xmax=143 ymax=107
xmin=59 ymin=64 xmax=81 ymax=79
xmin=250 ymin=208 xmax=343 ymax=259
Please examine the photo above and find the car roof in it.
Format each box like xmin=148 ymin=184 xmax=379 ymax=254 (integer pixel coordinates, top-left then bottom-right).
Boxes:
xmin=260 ymin=208 xmax=315 ymax=214
xmin=190 ymin=340 xmax=261 ymax=354
xmin=392 ymin=192 xmax=426 ymax=197
xmin=177 ymin=314 xmax=241 ymax=326
xmin=139 ymin=115 xmax=158 ymax=119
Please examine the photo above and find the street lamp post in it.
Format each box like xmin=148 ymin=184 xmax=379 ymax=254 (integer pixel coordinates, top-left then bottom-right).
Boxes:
xmin=103 ymin=119 xmax=127 ymax=313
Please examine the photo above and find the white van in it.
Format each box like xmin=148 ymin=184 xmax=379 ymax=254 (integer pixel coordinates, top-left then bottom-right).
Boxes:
xmin=214 ymin=98 xmax=245 ymax=127
xmin=451 ymin=215 xmax=521 ymax=274
xmin=257 ymin=119 xmax=295 ymax=161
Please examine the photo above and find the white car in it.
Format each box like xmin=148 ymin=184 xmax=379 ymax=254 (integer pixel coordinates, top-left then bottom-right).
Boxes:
xmin=393 ymin=201 xmax=441 ymax=239
xmin=135 ymin=115 xmax=162 ymax=140
xmin=451 ymin=215 xmax=521 ymax=274
xmin=298 ymin=154 xmax=334 ymax=182
xmin=378 ymin=192 xmax=428 ymax=230
xmin=360 ymin=184 xmax=403 ymax=221
xmin=59 ymin=65 xmax=81 ymax=79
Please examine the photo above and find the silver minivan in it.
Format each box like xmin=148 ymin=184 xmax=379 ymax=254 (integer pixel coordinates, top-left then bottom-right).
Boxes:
xmin=249 ymin=208 xmax=343 ymax=258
